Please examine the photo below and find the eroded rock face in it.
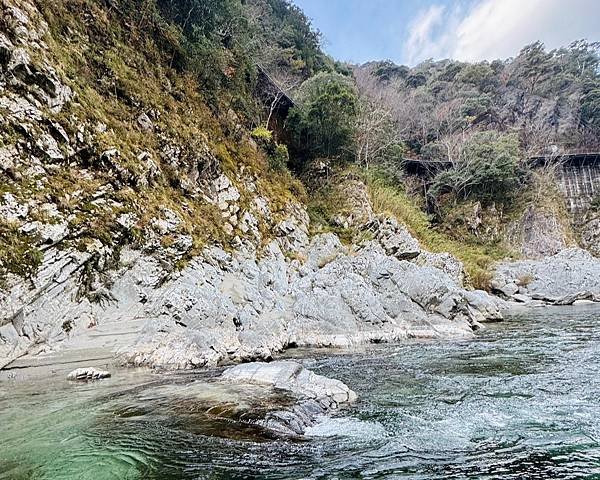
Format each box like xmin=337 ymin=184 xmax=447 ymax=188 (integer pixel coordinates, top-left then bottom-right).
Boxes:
xmin=0 ymin=0 xmax=503 ymax=370
xmin=506 ymin=206 xmax=569 ymax=259
xmin=0 ymin=221 xmax=505 ymax=371
xmin=492 ymin=248 xmax=600 ymax=304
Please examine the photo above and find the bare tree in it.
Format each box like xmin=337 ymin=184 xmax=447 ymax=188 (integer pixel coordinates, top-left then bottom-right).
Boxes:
xmin=354 ymin=99 xmax=403 ymax=169
xmin=258 ymin=67 xmax=299 ymax=129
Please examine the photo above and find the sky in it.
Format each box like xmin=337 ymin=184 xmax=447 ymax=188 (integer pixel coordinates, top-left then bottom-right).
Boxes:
xmin=292 ymin=0 xmax=600 ymax=66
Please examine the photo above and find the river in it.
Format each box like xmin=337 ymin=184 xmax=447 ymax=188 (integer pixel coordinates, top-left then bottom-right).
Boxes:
xmin=2 ymin=304 xmax=600 ymax=479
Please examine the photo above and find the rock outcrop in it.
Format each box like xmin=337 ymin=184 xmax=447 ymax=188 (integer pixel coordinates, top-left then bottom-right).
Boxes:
xmin=492 ymin=248 xmax=600 ymax=304
xmin=0 ymin=217 xmax=505 ymax=371
xmin=221 ymin=360 xmax=356 ymax=435
xmin=506 ymin=206 xmax=569 ymax=259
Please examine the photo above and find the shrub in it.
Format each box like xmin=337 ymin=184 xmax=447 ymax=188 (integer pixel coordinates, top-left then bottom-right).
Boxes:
xmin=430 ymin=131 xmax=522 ymax=206
xmin=251 ymin=126 xmax=273 ymax=142
xmin=270 ymin=143 xmax=289 ymax=171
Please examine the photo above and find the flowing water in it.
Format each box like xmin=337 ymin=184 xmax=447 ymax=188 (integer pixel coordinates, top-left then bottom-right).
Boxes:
xmin=2 ymin=305 xmax=600 ymax=479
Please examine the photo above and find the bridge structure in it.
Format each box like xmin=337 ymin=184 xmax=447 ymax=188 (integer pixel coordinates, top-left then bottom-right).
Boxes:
xmin=403 ymin=152 xmax=600 ymax=214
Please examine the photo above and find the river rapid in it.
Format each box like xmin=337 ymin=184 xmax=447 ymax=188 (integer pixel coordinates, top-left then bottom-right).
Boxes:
xmin=2 ymin=304 xmax=600 ymax=479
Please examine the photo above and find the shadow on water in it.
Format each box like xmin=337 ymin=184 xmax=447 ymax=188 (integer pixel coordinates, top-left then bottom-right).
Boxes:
xmin=2 ymin=304 xmax=600 ymax=479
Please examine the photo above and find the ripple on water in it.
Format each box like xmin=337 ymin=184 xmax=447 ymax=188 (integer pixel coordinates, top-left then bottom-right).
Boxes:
xmin=2 ymin=305 xmax=600 ymax=479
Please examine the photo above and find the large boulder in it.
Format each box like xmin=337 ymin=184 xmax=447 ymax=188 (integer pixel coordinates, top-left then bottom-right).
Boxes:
xmin=221 ymin=361 xmax=356 ymax=435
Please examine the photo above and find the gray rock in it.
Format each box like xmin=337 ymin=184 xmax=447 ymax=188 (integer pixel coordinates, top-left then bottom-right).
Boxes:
xmin=151 ymin=208 xmax=181 ymax=235
xmin=0 ymin=192 xmax=28 ymax=222
xmin=553 ymin=291 xmax=595 ymax=306
xmin=221 ymin=361 xmax=357 ymax=404
xmin=415 ymin=251 xmax=465 ymax=286
xmin=1 ymin=219 xmax=508 ymax=371
xmin=301 ymin=233 xmax=345 ymax=272
xmin=580 ymin=217 xmax=600 ymax=257
xmin=67 ymin=367 xmax=111 ymax=381
xmin=493 ymin=248 xmax=600 ymax=304
xmin=364 ymin=216 xmax=421 ymax=260
xmin=20 ymin=220 xmax=68 ymax=244
xmin=498 ymin=282 xmax=519 ymax=298
xmin=221 ymin=360 xmax=356 ymax=435
xmin=463 ymin=290 xmax=506 ymax=322
xmin=506 ymin=206 xmax=568 ymax=259
xmin=512 ymin=293 xmax=531 ymax=303
xmin=136 ymin=112 xmax=154 ymax=131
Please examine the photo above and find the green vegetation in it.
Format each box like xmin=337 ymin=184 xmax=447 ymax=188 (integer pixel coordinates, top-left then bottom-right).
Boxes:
xmin=429 ymin=132 xmax=522 ymax=206
xmin=0 ymin=222 xmax=43 ymax=287
xmin=288 ymin=72 xmax=359 ymax=163
xmin=306 ymin=184 xmax=360 ymax=245
xmin=27 ymin=0 xmax=328 ymax=245
xmin=363 ymin=171 xmax=513 ymax=289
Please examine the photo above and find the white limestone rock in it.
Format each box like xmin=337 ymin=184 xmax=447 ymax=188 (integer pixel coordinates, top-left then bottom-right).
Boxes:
xmin=492 ymin=248 xmax=600 ymax=304
xmin=67 ymin=367 xmax=111 ymax=381
xmin=221 ymin=360 xmax=356 ymax=435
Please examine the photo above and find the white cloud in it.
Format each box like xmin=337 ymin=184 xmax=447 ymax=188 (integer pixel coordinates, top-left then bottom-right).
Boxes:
xmin=404 ymin=0 xmax=600 ymax=66
xmin=404 ymin=5 xmax=447 ymax=65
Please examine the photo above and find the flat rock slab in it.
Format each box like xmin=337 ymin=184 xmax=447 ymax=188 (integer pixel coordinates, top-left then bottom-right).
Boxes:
xmin=67 ymin=367 xmax=111 ymax=381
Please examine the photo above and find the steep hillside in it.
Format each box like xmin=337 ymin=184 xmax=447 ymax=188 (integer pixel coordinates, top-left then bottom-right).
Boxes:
xmin=342 ymin=44 xmax=600 ymax=279
xmin=0 ymin=0 xmax=329 ymax=283
xmin=0 ymin=0 xmax=508 ymax=372
xmin=355 ymin=43 xmax=600 ymax=156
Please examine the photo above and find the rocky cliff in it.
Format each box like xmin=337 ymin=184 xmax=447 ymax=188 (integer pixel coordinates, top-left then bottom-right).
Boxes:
xmin=0 ymin=205 xmax=505 ymax=371
xmin=0 ymin=0 xmax=509 ymax=373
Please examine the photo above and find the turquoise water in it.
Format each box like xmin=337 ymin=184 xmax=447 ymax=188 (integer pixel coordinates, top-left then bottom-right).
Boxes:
xmin=2 ymin=305 xmax=600 ymax=479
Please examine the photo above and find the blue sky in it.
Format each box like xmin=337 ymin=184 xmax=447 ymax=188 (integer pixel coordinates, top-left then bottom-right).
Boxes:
xmin=293 ymin=0 xmax=600 ymax=66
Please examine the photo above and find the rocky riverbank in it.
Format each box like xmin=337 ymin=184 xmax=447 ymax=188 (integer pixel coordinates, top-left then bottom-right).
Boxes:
xmin=2 ymin=0 xmax=600 ymax=379
xmin=492 ymin=248 xmax=600 ymax=305
xmin=0 ymin=205 xmax=505 ymax=372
